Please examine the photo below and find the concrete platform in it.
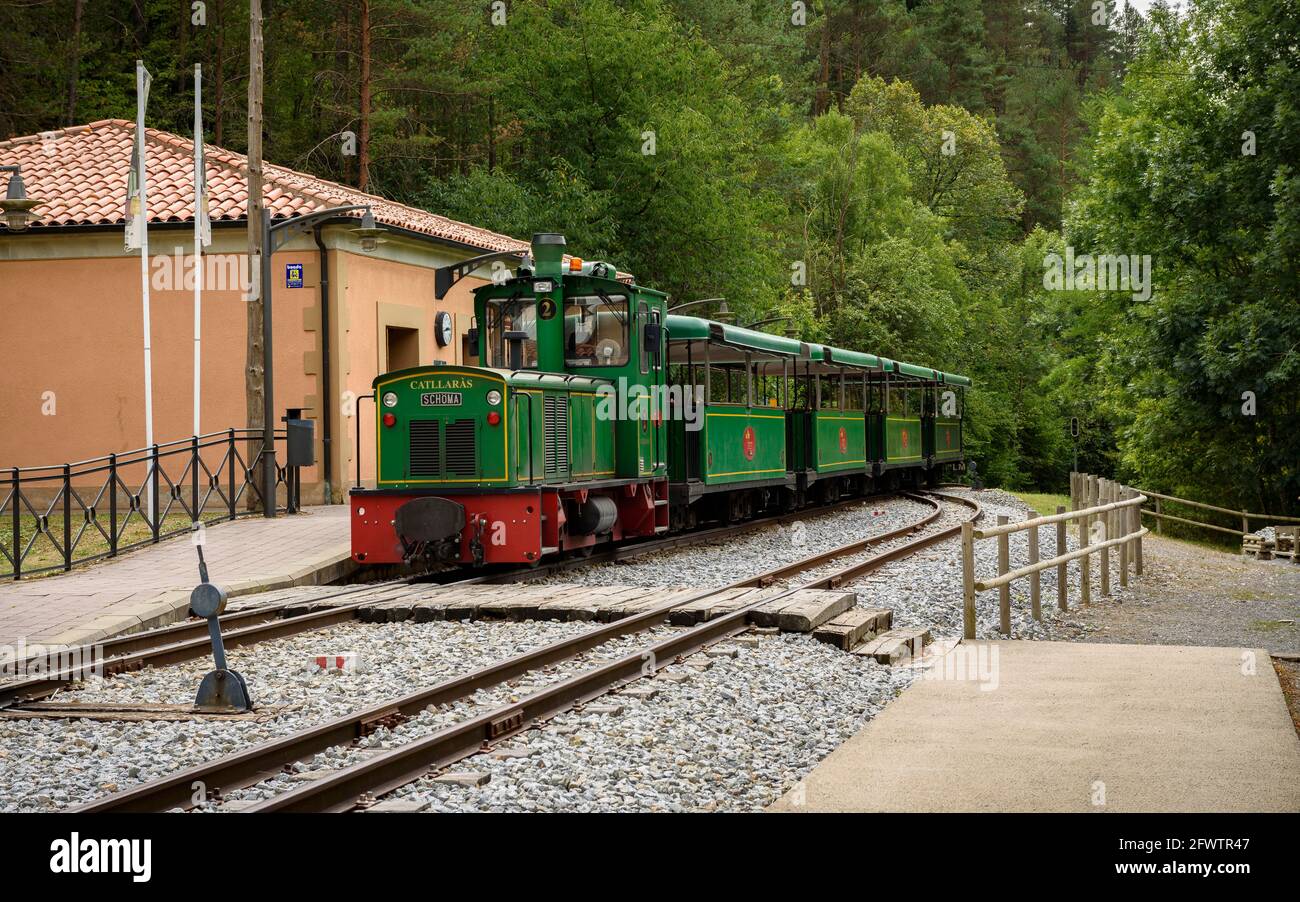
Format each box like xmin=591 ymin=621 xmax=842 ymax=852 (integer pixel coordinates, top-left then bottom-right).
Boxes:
xmin=0 ymin=505 xmax=351 ymax=649
xmin=770 ymin=641 xmax=1300 ymax=813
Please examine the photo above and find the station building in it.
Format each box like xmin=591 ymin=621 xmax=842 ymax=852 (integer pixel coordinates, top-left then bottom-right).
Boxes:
xmin=0 ymin=120 xmax=530 ymax=503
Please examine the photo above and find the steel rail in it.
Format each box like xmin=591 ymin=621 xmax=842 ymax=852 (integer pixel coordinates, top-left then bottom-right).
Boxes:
xmin=0 ymin=582 xmax=433 ymax=709
xmin=4 ymin=495 xmax=879 ymax=707
xmin=794 ymin=490 xmax=982 ymax=589
xmin=237 ymin=494 xmax=981 ymax=813
xmin=489 ymin=494 xmax=871 ymax=582
xmin=69 ymin=581 xmax=750 ymax=812
xmin=72 ymin=496 xmax=939 ymax=813
xmin=741 ymin=491 xmax=943 ymax=587
xmin=243 ymin=592 xmax=793 ymax=812
xmin=0 ymin=578 xmax=412 ymax=692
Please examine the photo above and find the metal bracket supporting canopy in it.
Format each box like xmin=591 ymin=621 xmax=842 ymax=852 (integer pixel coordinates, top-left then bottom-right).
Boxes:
xmin=434 ymin=249 xmax=526 ymax=300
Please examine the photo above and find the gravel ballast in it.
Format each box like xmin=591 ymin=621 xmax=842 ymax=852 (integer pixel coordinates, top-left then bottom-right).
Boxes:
xmin=392 ymin=631 xmax=915 ymax=813
xmin=1 ymin=489 xmax=1088 ymax=814
xmin=535 ymin=496 xmax=934 ymax=589
xmin=375 ymin=489 xmax=1087 ymax=813
xmin=0 ymin=619 xmax=600 ymax=812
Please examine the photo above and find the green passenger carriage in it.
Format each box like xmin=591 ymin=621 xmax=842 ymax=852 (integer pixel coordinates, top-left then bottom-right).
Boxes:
xmin=350 ymin=233 xmax=969 ymax=569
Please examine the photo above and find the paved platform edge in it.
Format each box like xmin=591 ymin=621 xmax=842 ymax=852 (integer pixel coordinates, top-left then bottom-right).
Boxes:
xmin=767 ymin=640 xmax=1300 ymax=814
xmin=34 ymin=544 xmax=354 ymax=648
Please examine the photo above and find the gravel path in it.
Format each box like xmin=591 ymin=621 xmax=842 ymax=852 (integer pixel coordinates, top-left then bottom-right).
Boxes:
xmin=1041 ymin=533 xmax=1300 ymax=652
xmin=873 ymin=488 xmax=1300 ymax=652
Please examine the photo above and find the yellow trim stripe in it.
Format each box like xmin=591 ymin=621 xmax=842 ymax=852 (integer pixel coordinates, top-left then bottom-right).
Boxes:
xmin=706 ymin=412 xmax=786 ymax=420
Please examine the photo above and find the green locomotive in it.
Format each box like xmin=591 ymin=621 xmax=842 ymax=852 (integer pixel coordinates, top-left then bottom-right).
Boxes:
xmin=350 ymin=234 xmax=968 ymax=567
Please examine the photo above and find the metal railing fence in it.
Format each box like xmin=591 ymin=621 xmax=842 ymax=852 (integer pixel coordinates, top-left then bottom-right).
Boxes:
xmin=1 ymin=428 xmax=293 ymax=579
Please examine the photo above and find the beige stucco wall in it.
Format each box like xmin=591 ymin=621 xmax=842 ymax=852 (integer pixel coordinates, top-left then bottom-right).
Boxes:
xmin=0 ymin=225 xmax=489 ymax=505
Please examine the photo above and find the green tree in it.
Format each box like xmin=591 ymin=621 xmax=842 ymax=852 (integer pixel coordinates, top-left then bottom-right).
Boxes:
xmin=1063 ymin=0 xmax=1300 ymax=511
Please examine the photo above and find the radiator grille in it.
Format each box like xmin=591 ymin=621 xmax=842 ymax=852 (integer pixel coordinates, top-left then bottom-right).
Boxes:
xmin=445 ymin=419 xmax=478 ymax=477
xmin=544 ymin=394 xmax=569 ymax=475
xmin=409 ymin=420 xmax=440 ymax=477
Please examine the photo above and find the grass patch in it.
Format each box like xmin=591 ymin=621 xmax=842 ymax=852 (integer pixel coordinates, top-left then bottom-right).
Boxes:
xmin=1013 ymin=492 xmax=1071 ymax=518
xmin=1251 ymin=619 xmax=1297 ymax=633
xmin=1014 ymin=490 xmax=1242 ymax=554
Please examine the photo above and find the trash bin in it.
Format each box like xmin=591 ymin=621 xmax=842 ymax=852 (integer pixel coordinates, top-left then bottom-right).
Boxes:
xmin=282 ymin=408 xmax=315 ymax=511
xmin=283 ymin=408 xmax=315 ymax=467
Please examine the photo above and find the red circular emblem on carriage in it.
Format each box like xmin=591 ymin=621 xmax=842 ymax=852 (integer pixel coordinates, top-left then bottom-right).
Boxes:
xmin=944 ymin=429 xmax=952 ymax=448
xmin=742 ymin=426 xmax=757 ymax=460
xmin=838 ymin=427 xmax=848 ymax=453
xmin=901 ymin=428 xmax=910 ymax=450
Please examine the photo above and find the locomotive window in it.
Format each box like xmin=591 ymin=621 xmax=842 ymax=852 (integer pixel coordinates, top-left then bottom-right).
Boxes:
xmin=485 ymin=295 xmax=539 ymax=369
xmin=565 ymin=294 xmax=629 ymax=367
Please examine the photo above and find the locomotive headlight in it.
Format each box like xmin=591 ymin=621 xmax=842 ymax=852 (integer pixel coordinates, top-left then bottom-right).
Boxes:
xmin=486 ymin=390 xmax=502 ymax=406
xmin=382 ymin=392 xmax=398 ymax=408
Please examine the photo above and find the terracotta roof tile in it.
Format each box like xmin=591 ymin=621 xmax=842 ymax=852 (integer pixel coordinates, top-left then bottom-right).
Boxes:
xmin=0 ymin=120 xmax=531 ymax=255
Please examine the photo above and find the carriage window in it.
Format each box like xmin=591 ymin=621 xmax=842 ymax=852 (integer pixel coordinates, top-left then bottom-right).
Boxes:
xmin=565 ymin=294 xmax=629 ymax=367
xmin=485 ymin=296 xmax=539 ymax=369
xmin=818 ymin=375 xmax=840 ymax=409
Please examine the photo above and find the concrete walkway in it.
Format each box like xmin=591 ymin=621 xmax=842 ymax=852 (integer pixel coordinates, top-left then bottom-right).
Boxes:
xmin=0 ymin=506 xmax=351 ymax=649
xmin=770 ymin=641 xmax=1300 ymax=813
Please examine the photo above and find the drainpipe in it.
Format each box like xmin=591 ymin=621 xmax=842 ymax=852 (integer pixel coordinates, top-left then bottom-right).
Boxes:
xmin=314 ymin=224 xmax=333 ymax=503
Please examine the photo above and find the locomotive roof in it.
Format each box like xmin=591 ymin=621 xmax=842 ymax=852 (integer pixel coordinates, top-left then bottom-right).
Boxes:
xmin=372 ymin=364 xmax=610 ymax=392
xmin=665 ymin=314 xmax=970 ymax=386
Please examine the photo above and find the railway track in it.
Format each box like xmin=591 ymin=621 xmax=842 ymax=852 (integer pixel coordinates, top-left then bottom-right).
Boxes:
xmin=0 ymin=494 xmax=871 ymax=710
xmin=71 ymin=490 xmax=979 ymax=813
xmin=0 ymin=577 xmax=462 ymax=709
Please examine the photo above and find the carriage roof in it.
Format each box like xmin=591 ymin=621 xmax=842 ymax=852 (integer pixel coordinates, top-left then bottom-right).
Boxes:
xmin=664 ymin=314 xmax=969 ymax=387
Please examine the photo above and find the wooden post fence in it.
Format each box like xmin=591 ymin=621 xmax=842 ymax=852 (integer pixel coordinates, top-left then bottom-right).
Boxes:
xmin=1055 ymin=505 xmax=1067 ymax=611
xmin=961 ymin=481 xmax=1149 ymax=639
xmin=1135 ymin=486 xmax=1300 ymax=548
xmin=997 ymin=514 xmax=1011 ymax=636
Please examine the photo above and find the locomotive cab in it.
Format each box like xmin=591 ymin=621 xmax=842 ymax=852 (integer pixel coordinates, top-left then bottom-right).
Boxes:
xmin=350 ymin=233 xmax=671 ymax=568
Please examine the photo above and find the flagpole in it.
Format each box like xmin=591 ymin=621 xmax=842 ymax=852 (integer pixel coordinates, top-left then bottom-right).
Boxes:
xmin=193 ymin=63 xmax=203 ymax=439
xmin=136 ymin=59 xmax=155 ymax=524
